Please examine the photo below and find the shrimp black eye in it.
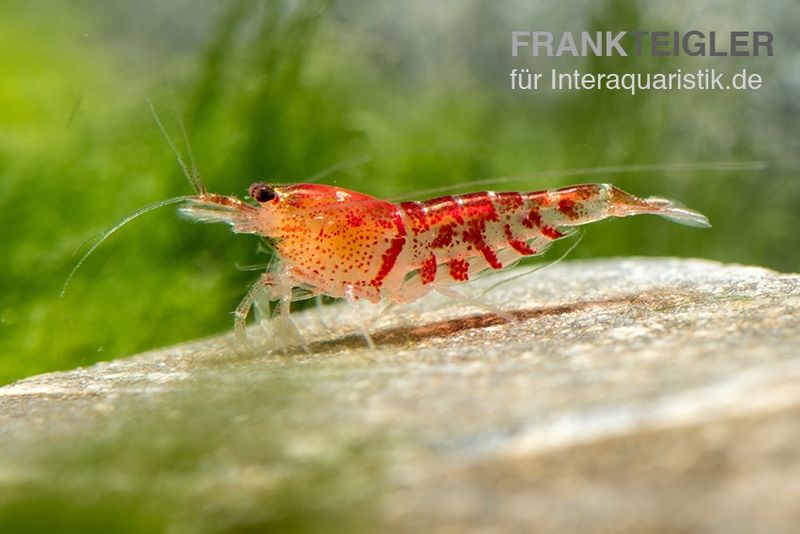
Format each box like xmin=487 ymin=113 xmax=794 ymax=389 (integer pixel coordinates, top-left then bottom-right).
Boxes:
xmin=249 ymin=182 xmax=276 ymax=203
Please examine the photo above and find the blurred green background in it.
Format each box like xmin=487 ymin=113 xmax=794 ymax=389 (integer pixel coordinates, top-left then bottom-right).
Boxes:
xmin=1 ymin=0 xmax=798 ymax=384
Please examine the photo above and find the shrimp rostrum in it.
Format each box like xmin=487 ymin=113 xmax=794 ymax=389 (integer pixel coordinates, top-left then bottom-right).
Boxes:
xmin=180 ymin=179 xmax=709 ymax=348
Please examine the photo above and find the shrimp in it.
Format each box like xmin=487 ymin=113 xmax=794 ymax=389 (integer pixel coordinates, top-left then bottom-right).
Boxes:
xmin=180 ymin=180 xmax=710 ymax=348
xmin=63 ymin=102 xmax=713 ymax=351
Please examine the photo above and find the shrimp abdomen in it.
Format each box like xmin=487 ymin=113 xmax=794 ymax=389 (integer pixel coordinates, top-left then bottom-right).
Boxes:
xmin=389 ymin=184 xmax=709 ymax=295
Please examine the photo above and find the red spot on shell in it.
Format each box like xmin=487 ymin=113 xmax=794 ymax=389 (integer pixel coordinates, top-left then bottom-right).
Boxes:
xmin=568 ymin=184 xmax=598 ymax=200
xmin=400 ymin=201 xmax=429 ymax=235
xmin=431 ymin=224 xmax=455 ymax=249
xmin=495 ymin=192 xmax=524 ymax=212
xmin=459 ymin=192 xmax=499 ymax=223
xmin=449 ymin=258 xmax=469 ymax=281
xmin=522 ymin=208 xmax=542 ymax=229
xmin=558 ymin=198 xmax=580 ymax=220
xmin=370 ymin=235 xmax=405 ymax=288
xmin=424 ymin=196 xmax=464 ymax=225
xmin=370 ymin=209 xmax=407 ymax=288
xmin=504 ymin=224 xmax=536 ymax=255
xmin=461 ymin=223 xmax=484 ymax=247
xmin=346 ymin=211 xmax=365 ymax=227
xmin=420 ymin=255 xmax=437 ymax=285
xmin=480 ymin=245 xmax=502 ymax=270
xmin=462 ymin=221 xmax=502 ymax=270
xmin=541 ymin=225 xmax=563 ymax=240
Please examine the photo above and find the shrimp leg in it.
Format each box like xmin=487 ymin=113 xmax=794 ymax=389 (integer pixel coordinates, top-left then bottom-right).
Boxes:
xmin=234 ymin=276 xmax=268 ymax=347
xmin=270 ymin=272 xmax=309 ymax=353
xmin=345 ymin=285 xmax=376 ymax=349
xmin=234 ymin=268 xmax=308 ymax=353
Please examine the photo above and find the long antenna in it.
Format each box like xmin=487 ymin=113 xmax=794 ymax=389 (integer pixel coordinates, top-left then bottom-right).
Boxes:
xmin=392 ymin=161 xmax=766 ymax=200
xmin=60 ymin=196 xmax=196 ymax=297
xmin=63 ymin=95 xmax=205 ymax=296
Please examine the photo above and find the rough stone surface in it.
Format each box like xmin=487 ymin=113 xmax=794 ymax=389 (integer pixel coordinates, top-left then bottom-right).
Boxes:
xmin=1 ymin=258 xmax=799 ymax=531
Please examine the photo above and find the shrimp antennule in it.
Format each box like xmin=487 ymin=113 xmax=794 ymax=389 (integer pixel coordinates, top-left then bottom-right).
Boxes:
xmin=146 ymin=97 xmax=206 ymax=195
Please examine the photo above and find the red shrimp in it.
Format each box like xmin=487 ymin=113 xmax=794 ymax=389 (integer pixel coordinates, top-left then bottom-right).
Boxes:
xmin=63 ymin=103 xmax=714 ymax=350
xmin=180 ymin=181 xmax=709 ymax=347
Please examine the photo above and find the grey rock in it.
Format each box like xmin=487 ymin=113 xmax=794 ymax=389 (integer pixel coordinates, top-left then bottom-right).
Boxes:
xmin=0 ymin=258 xmax=798 ymax=532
